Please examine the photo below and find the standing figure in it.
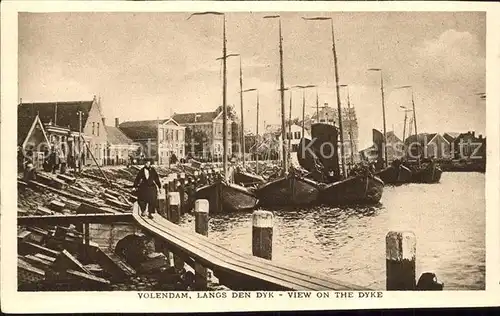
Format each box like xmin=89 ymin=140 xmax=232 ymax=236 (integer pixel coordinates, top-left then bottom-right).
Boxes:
xmin=133 ymin=158 xmax=162 ymax=219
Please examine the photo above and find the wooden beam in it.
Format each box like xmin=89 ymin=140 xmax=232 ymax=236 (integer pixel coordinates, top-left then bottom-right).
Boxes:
xmin=17 ymin=213 xmax=134 ymax=226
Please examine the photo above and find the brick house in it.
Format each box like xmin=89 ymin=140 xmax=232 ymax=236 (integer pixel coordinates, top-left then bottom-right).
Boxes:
xmin=172 ymin=110 xmax=234 ymax=160
xmin=452 ymin=131 xmax=486 ymax=161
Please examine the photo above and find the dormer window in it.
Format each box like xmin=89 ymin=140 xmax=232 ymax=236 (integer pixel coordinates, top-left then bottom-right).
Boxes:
xmin=97 ymin=122 xmax=100 ymax=136
xmin=92 ymin=122 xmax=95 ymax=135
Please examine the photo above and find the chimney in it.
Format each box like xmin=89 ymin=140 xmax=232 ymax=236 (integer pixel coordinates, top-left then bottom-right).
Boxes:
xmin=472 ymin=131 xmax=475 ymax=138
xmin=115 ymin=118 xmax=120 ymax=127
xmin=479 ymin=134 xmax=483 ymax=139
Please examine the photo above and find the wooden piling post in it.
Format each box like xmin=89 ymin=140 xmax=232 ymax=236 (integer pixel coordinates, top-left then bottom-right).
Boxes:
xmin=179 ymin=173 xmax=186 ymax=213
xmin=167 ymin=175 xmax=176 ymax=219
xmin=168 ymin=192 xmax=184 ymax=271
xmin=386 ymin=231 xmax=416 ymax=290
xmin=194 ymin=199 xmax=209 ymax=290
xmin=158 ymin=187 xmax=167 ymax=218
xmin=252 ymin=210 xmax=273 ymax=260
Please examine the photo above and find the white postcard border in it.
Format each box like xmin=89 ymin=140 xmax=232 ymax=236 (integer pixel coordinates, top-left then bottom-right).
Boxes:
xmin=1 ymin=1 xmax=499 ymax=313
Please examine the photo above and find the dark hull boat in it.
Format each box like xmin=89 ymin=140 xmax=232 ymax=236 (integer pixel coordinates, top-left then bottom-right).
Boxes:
xmin=296 ymin=123 xmax=384 ymax=206
xmin=234 ymin=170 xmax=265 ymax=187
xmin=376 ymin=164 xmax=412 ymax=185
xmin=195 ymin=180 xmax=258 ymax=214
xmin=255 ymin=173 xmax=319 ymax=207
xmin=319 ymin=174 xmax=384 ymax=206
xmin=409 ymin=162 xmax=442 ymax=184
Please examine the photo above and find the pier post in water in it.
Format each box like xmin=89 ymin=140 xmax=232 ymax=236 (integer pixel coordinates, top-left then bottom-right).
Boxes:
xmin=252 ymin=210 xmax=273 ymax=260
xmin=179 ymin=173 xmax=186 ymax=214
xmin=158 ymin=187 xmax=167 ymax=218
xmin=386 ymin=231 xmax=416 ymax=290
xmin=194 ymin=199 xmax=209 ymax=290
xmin=168 ymin=192 xmax=184 ymax=270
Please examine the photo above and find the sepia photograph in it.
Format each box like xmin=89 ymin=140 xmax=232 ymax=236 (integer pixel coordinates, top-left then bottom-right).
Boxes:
xmin=2 ymin=1 xmax=499 ymax=313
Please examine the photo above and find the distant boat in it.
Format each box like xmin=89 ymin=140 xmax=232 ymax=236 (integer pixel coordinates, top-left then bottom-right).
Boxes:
xmin=195 ymin=179 xmax=259 ymax=213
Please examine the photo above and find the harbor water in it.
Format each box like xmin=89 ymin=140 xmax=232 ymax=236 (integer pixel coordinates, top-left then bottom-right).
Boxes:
xmin=180 ymin=172 xmax=485 ymax=290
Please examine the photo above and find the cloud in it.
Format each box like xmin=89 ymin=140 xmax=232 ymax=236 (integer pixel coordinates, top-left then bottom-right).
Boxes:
xmin=412 ymin=29 xmax=485 ymax=89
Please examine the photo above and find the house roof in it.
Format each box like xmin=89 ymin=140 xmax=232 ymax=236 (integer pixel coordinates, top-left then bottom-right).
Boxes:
xmin=105 ymin=126 xmax=134 ymax=145
xmin=172 ymin=112 xmax=218 ymax=124
xmin=443 ymin=132 xmax=460 ymax=143
xmin=386 ymin=131 xmax=402 ymax=143
xmin=119 ymin=119 xmax=167 ymax=140
xmin=405 ymin=133 xmax=437 ymax=145
xmin=18 ymin=100 xmax=94 ymax=143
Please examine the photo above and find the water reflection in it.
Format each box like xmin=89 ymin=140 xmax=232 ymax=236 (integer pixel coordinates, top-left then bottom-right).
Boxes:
xmin=178 ymin=173 xmax=485 ymax=290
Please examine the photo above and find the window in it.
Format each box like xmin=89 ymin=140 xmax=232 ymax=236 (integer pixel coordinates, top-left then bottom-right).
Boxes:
xmin=175 ymin=130 xmax=178 ymax=141
xmin=97 ymin=122 xmax=100 ymax=136
xmin=294 ymin=131 xmax=301 ymax=139
xmin=92 ymin=122 xmax=95 ymax=135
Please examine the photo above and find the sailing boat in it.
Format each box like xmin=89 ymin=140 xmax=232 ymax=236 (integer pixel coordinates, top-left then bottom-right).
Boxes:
xmin=255 ymin=16 xmax=320 ymax=207
xmin=402 ymin=87 xmax=442 ymax=184
xmin=233 ymin=71 xmax=265 ymax=187
xmin=297 ymin=123 xmax=384 ymax=205
xmin=297 ymin=17 xmax=383 ymax=205
xmin=190 ymin=13 xmax=258 ymax=213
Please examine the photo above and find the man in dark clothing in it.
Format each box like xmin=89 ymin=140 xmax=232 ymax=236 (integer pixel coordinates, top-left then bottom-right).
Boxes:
xmin=133 ymin=159 xmax=162 ymax=219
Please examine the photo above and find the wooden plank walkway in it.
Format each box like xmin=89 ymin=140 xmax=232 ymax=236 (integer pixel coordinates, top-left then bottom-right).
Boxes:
xmin=133 ymin=206 xmax=370 ymax=291
xmin=18 ymin=213 xmax=134 ymax=226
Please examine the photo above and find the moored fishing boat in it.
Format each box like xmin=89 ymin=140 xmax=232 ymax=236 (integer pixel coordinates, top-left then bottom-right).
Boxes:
xmin=407 ymin=160 xmax=442 ymax=183
xmin=297 ymin=123 xmax=384 ymax=206
xmin=255 ymin=170 xmax=319 ymax=207
xmin=375 ymin=160 xmax=412 ymax=185
xmin=233 ymin=169 xmax=265 ymax=187
xmin=318 ymin=170 xmax=384 ymax=205
xmin=195 ymin=178 xmax=259 ymax=213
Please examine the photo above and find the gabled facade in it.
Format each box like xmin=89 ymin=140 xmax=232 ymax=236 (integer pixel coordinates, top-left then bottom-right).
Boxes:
xmin=119 ymin=117 xmax=186 ymax=165
xmin=18 ymin=115 xmax=51 ymax=170
xmin=18 ymin=96 xmax=105 ymax=167
xmin=157 ymin=118 xmax=186 ymax=165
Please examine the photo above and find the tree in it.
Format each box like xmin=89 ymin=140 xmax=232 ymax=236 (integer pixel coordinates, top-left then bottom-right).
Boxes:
xmin=185 ymin=126 xmax=208 ymax=157
xmin=215 ymin=104 xmax=238 ymax=121
xmin=285 ymin=117 xmax=300 ymax=126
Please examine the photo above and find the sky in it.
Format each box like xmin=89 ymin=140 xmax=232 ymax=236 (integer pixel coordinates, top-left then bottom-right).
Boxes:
xmin=18 ymin=12 xmax=486 ymax=149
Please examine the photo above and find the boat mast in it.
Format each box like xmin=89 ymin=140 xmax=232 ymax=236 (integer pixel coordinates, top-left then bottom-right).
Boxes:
xmin=278 ymin=19 xmax=287 ymax=174
xmin=411 ymin=89 xmax=418 ymax=137
xmin=315 ymin=88 xmax=319 ymax=123
xmin=330 ymin=20 xmax=346 ymax=178
xmin=222 ymin=17 xmax=229 ymax=180
xmin=380 ymin=73 xmax=387 ymax=168
xmin=301 ymin=90 xmax=306 ymax=139
xmin=345 ymin=86 xmax=355 ymax=166
xmin=239 ymin=57 xmax=245 ymax=167
xmin=402 ymin=110 xmax=408 ymax=145
xmin=256 ymin=92 xmax=260 ymax=174
xmin=288 ymin=91 xmax=292 ymax=157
